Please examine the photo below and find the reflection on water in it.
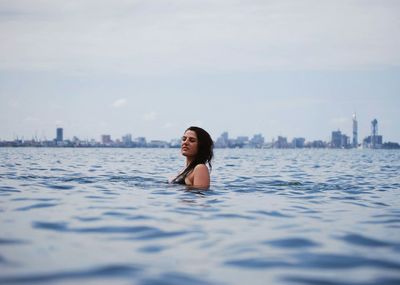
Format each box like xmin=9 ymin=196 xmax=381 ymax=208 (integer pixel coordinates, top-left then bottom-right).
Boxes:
xmin=0 ymin=148 xmax=399 ymax=284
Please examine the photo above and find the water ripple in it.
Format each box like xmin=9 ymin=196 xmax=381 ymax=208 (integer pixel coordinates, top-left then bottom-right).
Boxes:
xmin=32 ymin=221 xmax=190 ymax=240
xmin=282 ymin=276 xmax=400 ymax=285
xmin=1 ymin=148 xmax=400 ymax=285
xmin=294 ymin=252 xmax=400 ymax=270
xmin=0 ymin=264 xmax=141 ymax=284
xmin=338 ymin=233 xmax=396 ymax=247
xmin=15 ymin=203 xmax=58 ymax=211
xmin=0 ymin=238 xmax=29 ymax=245
xmin=249 ymin=210 xmax=294 ymax=218
xmin=264 ymin=237 xmax=320 ymax=248
xmin=139 ymin=272 xmax=219 ymax=285
xmin=225 ymin=252 xmax=400 ymax=271
xmin=225 ymin=258 xmax=292 ymax=269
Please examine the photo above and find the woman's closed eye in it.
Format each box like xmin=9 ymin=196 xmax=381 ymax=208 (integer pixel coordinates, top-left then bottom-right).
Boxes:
xmin=182 ymin=136 xmax=197 ymax=143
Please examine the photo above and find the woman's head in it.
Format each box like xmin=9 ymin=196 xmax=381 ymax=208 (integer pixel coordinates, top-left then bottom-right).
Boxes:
xmin=181 ymin=126 xmax=214 ymax=170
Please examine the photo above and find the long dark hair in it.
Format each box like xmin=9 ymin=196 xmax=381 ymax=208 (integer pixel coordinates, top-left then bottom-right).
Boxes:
xmin=172 ymin=126 xmax=214 ymax=182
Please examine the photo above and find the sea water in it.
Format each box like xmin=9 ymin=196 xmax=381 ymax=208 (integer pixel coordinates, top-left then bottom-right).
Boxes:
xmin=0 ymin=148 xmax=399 ymax=285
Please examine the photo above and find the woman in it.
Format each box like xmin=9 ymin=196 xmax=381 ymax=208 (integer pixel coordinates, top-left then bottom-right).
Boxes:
xmin=171 ymin=126 xmax=214 ymax=189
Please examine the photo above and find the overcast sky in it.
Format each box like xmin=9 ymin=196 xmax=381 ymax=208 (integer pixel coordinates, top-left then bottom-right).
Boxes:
xmin=1 ymin=0 xmax=399 ymax=142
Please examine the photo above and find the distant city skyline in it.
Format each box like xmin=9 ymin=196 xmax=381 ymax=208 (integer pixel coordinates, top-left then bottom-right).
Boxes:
xmin=2 ymin=120 xmax=399 ymax=149
xmin=1 ymin=1 xmax=399 ymax=142
xmin=2 ymin=116 xmax=397 ymax=149
xmin=0 ymin=114 xmax=394 ymax=145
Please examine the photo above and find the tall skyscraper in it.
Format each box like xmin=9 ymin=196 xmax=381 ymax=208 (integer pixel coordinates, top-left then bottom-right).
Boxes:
xmin=331 ymin=130 xmax=342 ymax=148
xmin=56 ymin=128 xmax=63 ymax=142
xmin=352 ymin=113 xmax=358 ymax=148
xmin=371 ymin=119 xmax=378 ymax=149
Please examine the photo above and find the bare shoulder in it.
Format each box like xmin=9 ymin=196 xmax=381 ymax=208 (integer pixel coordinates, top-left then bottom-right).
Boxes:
xmin=194 ymin=164 xmax=209 ymax=172
xmin=192 ymin=164 xmax=210 ymax=188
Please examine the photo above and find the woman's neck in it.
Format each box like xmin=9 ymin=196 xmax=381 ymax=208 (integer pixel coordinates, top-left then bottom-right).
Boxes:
xmin=186 ymin=157 xmax=193 ymax=167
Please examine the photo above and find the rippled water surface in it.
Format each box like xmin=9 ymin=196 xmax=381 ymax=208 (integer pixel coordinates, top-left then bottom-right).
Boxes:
xmin=1 ymin=148 xmax=400 ymax=285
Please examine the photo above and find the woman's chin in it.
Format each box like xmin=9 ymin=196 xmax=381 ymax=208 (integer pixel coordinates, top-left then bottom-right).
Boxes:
xmin=181 ymin=151 xmax=194 ymax=158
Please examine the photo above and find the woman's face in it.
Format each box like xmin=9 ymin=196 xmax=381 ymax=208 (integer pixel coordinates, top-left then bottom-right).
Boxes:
xmin=181 ymin=130 xmax=198 ymax=158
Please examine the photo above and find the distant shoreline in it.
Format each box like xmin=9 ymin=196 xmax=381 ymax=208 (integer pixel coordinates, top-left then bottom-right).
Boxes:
xmin=0 ymin=146 xmax=399 ymax=150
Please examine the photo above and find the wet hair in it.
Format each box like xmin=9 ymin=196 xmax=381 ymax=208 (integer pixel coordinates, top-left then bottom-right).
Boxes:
xmin=172 ymin=126 xmax=214 ymax=183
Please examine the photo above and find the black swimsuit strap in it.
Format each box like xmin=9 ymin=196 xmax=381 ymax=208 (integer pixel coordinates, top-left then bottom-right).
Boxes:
xmin=172 ymin=173 xmax=187 ymax=185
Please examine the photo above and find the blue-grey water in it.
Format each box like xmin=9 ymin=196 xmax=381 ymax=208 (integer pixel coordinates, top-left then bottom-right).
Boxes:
xmin=0 ymin=148 xmax=399 ymax=285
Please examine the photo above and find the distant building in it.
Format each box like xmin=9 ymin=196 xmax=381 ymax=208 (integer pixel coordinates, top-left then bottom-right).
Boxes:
xmin=331 ymin=130 xmax=342 ymax=148
xmin=148 ymin=140 xmax=169 ymax=148
xmin=292 ymin=137 xmax=305 ymax=148
xmin=56 ymin=128 xmax=63 ymax=142
xmin=250 ymin=134 xmax=265 ymax=148
xmin=274 ymin=136 xmax=288 ymax=148
xmin=135 ymin=137 xmax=147 ymax=147
xmin=307 ymin=140 xmax=326 ymax=148
xmin=170 ymin=138 xmax=181 ymax=148
xmin=101 ymin=135 xmax=112 ymax=145
xmin=122 ymin=134 xmax=132 ymax=146
xmin=215 ymin=132 xmax=229 ymax=148
xmin=363 ymin=135 xmax=383 ymax=148
xmin=382 ymin=142 xmax=400 ymax=149
xmin=236 ymin=136 xmax=249 ymax=148
xmin=342 ymin=134 xmax=350 ymax=148
xmin=371 ymin=118 xmax=379 ymax=149
xmin=331 ymin=130 xmax=349 ymax=148
xmin=352 ymin=113 xmax=358 ymax=148
xmin=363 ymin=118 xmax=383 ymax=149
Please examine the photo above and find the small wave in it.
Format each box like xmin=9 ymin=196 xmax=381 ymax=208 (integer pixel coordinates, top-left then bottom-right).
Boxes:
xmin=212 ymin=213 xmax=254 ymax=220
xmin=33 ymin=221 xmax=152 ymax=233
xmin=58 ymin=176 xmax=96 ymax=184
xmin=267 ymin=180 xmax=303 ymax=187
xmin=84 ymin=195 xmax=114 ymax=200
xmin=32 ymin=221 xmax=188 ymax=240
xmin=102 ymin=211 xmax=131 ymax=217
xmin=49 ymin=167 xmax=66 ymax=171
xmin=73 ymin=216 xmax=101 ymax=222
xmin=0 ymin=254 xmax=10 ymax=264
xmin=139 ymin=271 xmax=218 ymax=285
xmin=0 ymin=264 xmax=141 ymax=284
xmin=32 ymin=221 xmax=68 ymax=231
xmin=225 ymin=258 xmax=292 ymax=269
xmin=338 ymin=233 xmax=396 ymax=247
xmin=44 ymin=184 xmax=75 ymax=190
xmin=128 ymin=230 xmax=187 ymax=240
xmin=249 ymin=210 xmax=294 ymax=218
xmin=362 ymin=219 xmax=400 ymax=224
xmin=11 ymin=198 xmax=57 ymax=202
xmin=264 ymin=237 xmax=320 ymax=248
xmin=15 ymin=203 xmax=58 ymax=211
xmin=125 ymin=215 xmax=152 ymax=221
xmin=282 ymin=275 xmax=400 ymax=285
xmin=226 ymin=252 xmax=400 ymax=271
xmin=0 ymin=186 xmax=20 ymax=193
xmin=0 ymin=238 xmax=29 ymax=245
xmin=138 ymin=245 xmax=166 ymax=253
xmin=294 ymin=252 xmax=400 ymax=270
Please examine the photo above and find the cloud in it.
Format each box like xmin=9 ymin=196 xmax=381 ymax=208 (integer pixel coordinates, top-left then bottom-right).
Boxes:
xmin=330 ymin=117 xmax=349 ymax=127
xmin=24 ymin=116 xmax=39 ymax=122
xmin=163 ymin=122 xmax=173 ymax=129
xmin=55 ymin=120 xmax=63 ymax=126
xmin=189 ymin=120 xmax=203 ymax=127
xmin=112 ymin=98 xmax=127 ymax=108
xmin=0 ymin=1 xmax=399 ymax=75
xmin=142 ymin=111 xmax=157 ymax=121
